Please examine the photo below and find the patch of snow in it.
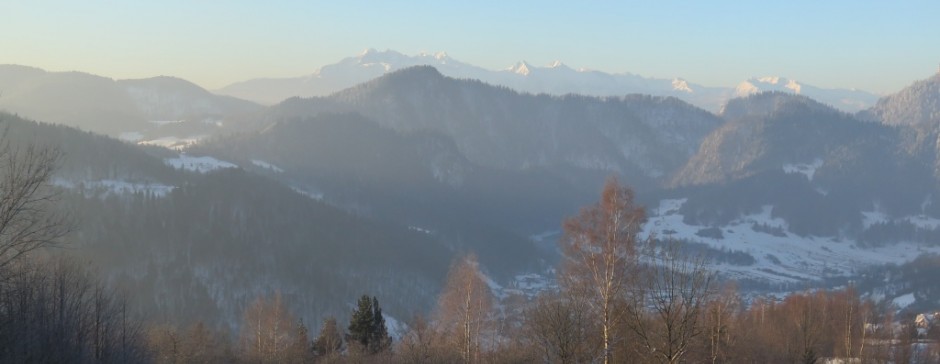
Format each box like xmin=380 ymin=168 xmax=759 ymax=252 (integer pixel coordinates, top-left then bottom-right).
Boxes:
xmin=530 ymin=230 xmax=560 ymax=244
xmin=905 ymin=215 xmax=940 ymax=230
xmin=861 ymin=210 xmax=889 ymax=229
xmin=508 ymin=61 xmax=532 ymax=76
xmin=148 ymin=120 xmax=184 ymax=126
xmin=504 ymin=273 xmax=556 ymax=298
xmin=54 ymin=178 xmax=174 ymax=198
xmin=383 ymin=315 xmax=408 ymax=340
xmin=164 ymin=154 xmax=237 ymax=173
xmin=861 ymin=209 xmax=940 ymax=231
xmin=250 ymin=159 xmax=284 ymax=173
xmin=138 ymin=135 xmax=207 ymax=150
xmin=672 ymin=78 xmax=694 ymax=93
xmin=757 ymin=76 xmax=781 ymax=84
xmin=408 ymin=226 xmax=433 ymax=235
xmin=734 ymin=81 xmax=760 ymax=97
xmin=892 ymin=293 xmax=916 ymax=309
xmin=118 ymin=132 xmax=144 ymax=142
xmin=201 ymin=118 xmax=223 ymax=127
xmin=783 ymin=158 xmax=823 ymax=181
xmin=785 ymin=79 xmax=802 ymax=94
xmin=291 ymin=186 xmax=324 ymax=201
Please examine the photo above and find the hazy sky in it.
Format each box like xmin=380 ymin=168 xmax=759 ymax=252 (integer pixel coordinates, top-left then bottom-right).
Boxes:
xmin=2 ymin=1 xmax=938 ymax=94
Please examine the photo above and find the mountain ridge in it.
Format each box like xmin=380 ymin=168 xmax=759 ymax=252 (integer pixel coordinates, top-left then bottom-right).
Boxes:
xmin=215 ymin=49 xmax=878 ymax=112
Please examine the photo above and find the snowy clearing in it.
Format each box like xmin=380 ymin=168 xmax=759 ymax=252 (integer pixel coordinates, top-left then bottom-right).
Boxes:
xmin=138 ymin=135 xmax=207 ymax=150
xmin=165 ymin=154 xmax=237 ymax=173
xmin=54 ymin=179 xmax=175 ymax=198
xmin=892 ymin=293 xmax=916 ymax=309
xmin=643 ymin=199 xmax=940 ymax=284
xmin=782 ymin=158 xmax=824 ymax=181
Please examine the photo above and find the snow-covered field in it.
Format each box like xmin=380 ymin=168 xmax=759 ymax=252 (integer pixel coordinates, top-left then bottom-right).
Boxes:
xmin=643 ymin=199 xmax=940 ymax=284
xmin=165 ymin=154 xmax=237 ymax=173
xmin=892 ymin=292 xmax=916 ymax=309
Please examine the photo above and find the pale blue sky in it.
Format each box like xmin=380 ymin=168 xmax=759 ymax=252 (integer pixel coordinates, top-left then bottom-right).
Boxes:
xmin=1 ymin=1 xmax=937 ymax=93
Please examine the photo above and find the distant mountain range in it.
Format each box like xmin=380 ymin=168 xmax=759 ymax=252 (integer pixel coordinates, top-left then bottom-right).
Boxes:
xmin=4 ymin=57 xmax=940 ymax=321
xmin=216 ymin=49 xmax=880 ymax=113
xmin=0 ymin=65 xmax=261 ymax=144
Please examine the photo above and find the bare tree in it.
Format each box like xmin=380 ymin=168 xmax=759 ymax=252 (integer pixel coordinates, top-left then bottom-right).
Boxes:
xmin=240 ymin=292 xmax=296 ymax=363
xmin=396 ymin=314 xmax=453 ymax=364
xmin=0 ymin=256 xmax=149 ymax=363
xmin=523 ymin=292 xmax=596 ymax=364
xmin=701 ymin=284 xmax=740 ymax=364
xmin=0 ymin=127 xmax=68 ymax=272
xmin=627 ymin=242 xmax=715 ymax=364
xmin=559 ymin=177 xmax=645 ymax=364
xmin=314 ymin=316 xmax=344 ymax=359
xmin=433 ymin=253 xmax=494 ymax=364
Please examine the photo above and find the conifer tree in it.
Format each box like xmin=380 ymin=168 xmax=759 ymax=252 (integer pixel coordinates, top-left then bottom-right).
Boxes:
xmin=371 ymin=296 xmax=392 ymax=353
xmin=347 ymin=295 xmax=376 ymax=351
xmin=347 ymin=294 xmax=392 ymax=355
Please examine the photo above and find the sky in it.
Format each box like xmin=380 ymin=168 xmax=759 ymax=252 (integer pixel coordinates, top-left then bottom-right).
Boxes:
xmin=1 ymin=1 xmax=938 ymax=94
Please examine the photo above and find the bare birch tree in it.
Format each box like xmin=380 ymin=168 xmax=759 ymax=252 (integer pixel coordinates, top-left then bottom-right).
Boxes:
xmin=559 ymin=177 xmax=645 ymax=364
xmin=434 ymin=253 xmax=494 ymax=364
xmin=241 ymin=292 xmax=295 ymax=363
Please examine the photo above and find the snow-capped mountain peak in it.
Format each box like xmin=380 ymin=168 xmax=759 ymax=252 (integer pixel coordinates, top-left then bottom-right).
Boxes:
xmin=756 ymin=76 xmax=782 ymax=85
xmin=735 ymin=76 xmax=802 ymax=97
xmin=672 ymin=78 xmax=694 ymax=93
xmin=727 ymin=75 xmax=875 ymax=112
xmin=508 ymin=61 xmax=533 ymax=76
xmin=785 ymin=79 xmax=802 ymax=93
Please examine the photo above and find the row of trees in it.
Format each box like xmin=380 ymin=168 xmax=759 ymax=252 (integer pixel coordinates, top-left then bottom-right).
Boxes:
xmin=177 ymin=179 xmax=923 ymax=364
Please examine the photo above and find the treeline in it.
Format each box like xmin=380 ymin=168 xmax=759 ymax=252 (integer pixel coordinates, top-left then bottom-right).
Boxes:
xmin=6 ymin=254 xmax=928 ymax=364
xmin=0 ymin=257 xmax=150 ymax=363
xmin=136 ymin=256 xmax=933 ymax=364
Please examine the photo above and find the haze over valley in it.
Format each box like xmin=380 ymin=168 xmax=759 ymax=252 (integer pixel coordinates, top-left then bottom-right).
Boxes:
xmin=3 ymin=2 xmax=940 ymax=363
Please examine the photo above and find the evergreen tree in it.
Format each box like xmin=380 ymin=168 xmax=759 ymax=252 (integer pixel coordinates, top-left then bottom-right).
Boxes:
xmin=370 ymin=296 xmax=392 ymax=353
xmin=347 ymin=295 xmax=376 ymax=350
xmin=346 ymin=295 xmax=392 ymax=355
